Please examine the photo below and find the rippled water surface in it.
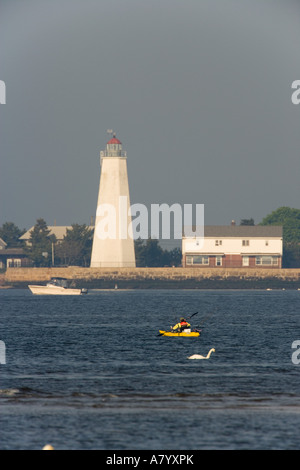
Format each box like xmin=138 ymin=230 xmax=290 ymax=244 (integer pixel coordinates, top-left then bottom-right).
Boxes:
xmin=1 ymin=288 xmax=300 ymax=449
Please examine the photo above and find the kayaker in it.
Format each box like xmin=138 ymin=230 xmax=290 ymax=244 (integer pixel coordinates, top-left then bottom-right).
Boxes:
xmin=171 ymin=317 xmax=191 ymax=332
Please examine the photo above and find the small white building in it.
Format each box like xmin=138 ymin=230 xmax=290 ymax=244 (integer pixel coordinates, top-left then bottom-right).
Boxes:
xmin=182 ymin=225 xmax=283 ymax=268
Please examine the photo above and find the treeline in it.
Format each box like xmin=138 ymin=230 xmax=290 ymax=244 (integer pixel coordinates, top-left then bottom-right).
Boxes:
xmin=259 ymin=207 xmax=300 ymax=268
xmin=1 ymin=206 xmax=300 ymax=268
xmin=135 ymin=238 xmax=182 ymax=267
xmin=0 ymin=218 xmax=182 ymax=268
xmin=239 ymin=208 xmax=300 ymax=267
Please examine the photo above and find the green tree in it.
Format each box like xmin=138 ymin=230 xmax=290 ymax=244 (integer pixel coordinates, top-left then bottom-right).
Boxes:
xmin=134 ymin=238 xmax=182 ymax=267
xmin=260 ymin=207 xmax=300 ymax=243
xmin=55 ymin=224 xmax=93 ymax=266
xmin=260 ymin=206 xmax=300 ymax=267
xmin=24 ymin=218 xmax=53 ymax=267
xmin=165 ymin=247 xmax=182 ymax=267
xmin=134 ymin=238 xmax=146 ymax=267
xmin=0 ymin=222 xmax=26 ymax=247
xmin=143 ymin=238 xmax=165 ymax=267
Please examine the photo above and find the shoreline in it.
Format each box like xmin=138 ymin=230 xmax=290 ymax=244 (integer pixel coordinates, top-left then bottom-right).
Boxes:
xmin=2 ymin=267 xmax=300 ymax=290
xmin=2 ymin=279 xmax=300 ymax=290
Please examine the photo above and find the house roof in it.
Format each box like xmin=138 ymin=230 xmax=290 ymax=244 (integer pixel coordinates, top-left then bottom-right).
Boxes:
xmin=183 ymin=225 xmax=283 ymax=238
xmin=0 ymin=238 xmax=7 ymax=248
xmin=20 ymin=225 xmax=95 ymax=241
xmin=20 ymin=226 xmax=73 ymax=240
xmin=0 ymin=247 xmax=26 ymax=256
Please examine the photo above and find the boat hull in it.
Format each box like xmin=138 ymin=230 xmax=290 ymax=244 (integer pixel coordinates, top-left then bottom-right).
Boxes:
xmin=28 ymin=285 xmax=83 ymax=295
xmin=159 ymin=330 xmax=200 ymax=337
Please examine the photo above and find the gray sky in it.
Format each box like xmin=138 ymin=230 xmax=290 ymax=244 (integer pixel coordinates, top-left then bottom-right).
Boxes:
xmin=1 ymin=0 xmax=300 ymax=242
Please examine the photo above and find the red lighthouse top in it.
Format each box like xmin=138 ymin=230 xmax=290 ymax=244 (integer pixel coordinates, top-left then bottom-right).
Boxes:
xmin=107 ymin=135 xmax=122 ymax=145
xmin=102 ymin=132 xmax=126 ymax=157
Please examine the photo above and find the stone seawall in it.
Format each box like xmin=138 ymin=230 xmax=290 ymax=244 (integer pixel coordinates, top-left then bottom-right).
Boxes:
xmin=4 ymin=267 xmax=300 ymax=289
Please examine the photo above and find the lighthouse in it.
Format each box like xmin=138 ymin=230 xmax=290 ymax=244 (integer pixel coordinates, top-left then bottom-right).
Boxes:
xmin=90 ymin=133 xmax=136 ymax=267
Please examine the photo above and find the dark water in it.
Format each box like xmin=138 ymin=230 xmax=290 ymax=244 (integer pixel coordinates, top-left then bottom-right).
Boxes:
xmin=1 ymin=288 xmax=300 ymax=450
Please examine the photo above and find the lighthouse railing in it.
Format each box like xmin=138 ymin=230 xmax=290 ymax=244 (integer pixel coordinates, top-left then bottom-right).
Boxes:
xmin=100 ymin=150 xmax=127 ymax=158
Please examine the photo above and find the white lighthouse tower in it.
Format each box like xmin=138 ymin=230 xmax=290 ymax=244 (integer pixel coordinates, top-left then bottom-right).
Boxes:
xmin=90 ymin=133 xmax=136 ymax=267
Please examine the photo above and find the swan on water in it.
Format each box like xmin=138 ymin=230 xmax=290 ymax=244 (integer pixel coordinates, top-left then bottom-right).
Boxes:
xmin=188 ymin=348 xmax=215 ymax=360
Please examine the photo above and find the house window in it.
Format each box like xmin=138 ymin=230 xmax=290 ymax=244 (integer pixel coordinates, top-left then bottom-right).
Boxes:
xmin=193 ymin=255 xmax=209 ymax=265
xmin=186 ymin=255 xmax=209 ymax=265
xmin=7 ymin=258 xmax=21 ymax=268
xmin=215 ymin=240 xmax=222 ymax=246
xmin=256 ymin=256 xmax=278 ymax=266
xmin=215 ymin=256 xmax=222 ymax=266
xmin=242 ymin=240 xmax=250 ymax=246
xmin=242 ymin=256 xmax=249 ymax=266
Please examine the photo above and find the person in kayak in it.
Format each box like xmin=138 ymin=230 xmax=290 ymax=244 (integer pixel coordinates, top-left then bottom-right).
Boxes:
xmin=171 ymin=317 xmax=191 ymax=332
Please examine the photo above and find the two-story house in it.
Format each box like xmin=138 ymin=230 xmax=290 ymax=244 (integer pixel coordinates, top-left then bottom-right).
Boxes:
xmin=182 ymin=224 xmax=283 ymax=268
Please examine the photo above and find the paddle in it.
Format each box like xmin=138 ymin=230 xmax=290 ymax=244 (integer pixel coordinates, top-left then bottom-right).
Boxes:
xmin=187 ymin=311 xmax=199 ymax=320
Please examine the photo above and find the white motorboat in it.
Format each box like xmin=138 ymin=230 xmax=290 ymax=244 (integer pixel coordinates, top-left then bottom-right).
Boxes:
xmin=28 ymin=277 xmax=88 ymax=296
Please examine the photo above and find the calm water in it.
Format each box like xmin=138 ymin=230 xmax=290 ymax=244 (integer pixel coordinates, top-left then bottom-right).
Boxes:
xmin=1 ymin=288 xmax=300 ymax=450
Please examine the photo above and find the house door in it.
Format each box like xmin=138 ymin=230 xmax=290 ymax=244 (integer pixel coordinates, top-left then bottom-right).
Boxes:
xmin=242 ymin=256 xmax=249 ymax=266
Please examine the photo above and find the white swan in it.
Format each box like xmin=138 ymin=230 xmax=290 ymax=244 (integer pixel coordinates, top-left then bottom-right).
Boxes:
xmin=188 ymin=348 xmax=215 ymax=360
xmin=43 ymin=444 xmax=54 ymax=450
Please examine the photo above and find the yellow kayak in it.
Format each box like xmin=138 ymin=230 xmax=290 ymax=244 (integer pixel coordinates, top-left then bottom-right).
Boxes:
xmin=159 ymin=330 xmax=200 ymax=337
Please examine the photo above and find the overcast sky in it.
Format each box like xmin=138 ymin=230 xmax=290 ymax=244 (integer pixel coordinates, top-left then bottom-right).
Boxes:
xmin=1 ymin=0 xmax=300 ymax=242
